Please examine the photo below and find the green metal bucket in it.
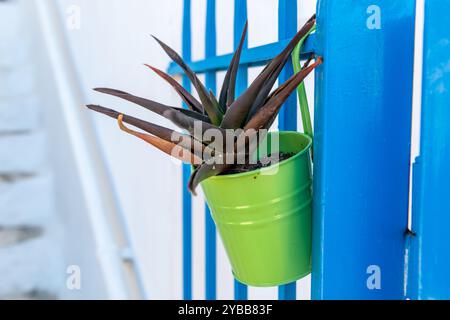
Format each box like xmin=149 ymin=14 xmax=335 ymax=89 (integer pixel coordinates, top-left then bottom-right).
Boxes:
xmin=201 ymin=131 xmax=312 ymax=287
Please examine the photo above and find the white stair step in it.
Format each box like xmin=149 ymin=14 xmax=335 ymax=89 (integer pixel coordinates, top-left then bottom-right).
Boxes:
xmin=0 ymin=64 xmax=35 ymax=98
xmin=0 ymin=174 xmax=54 ymax=226
xmin=0 ymin=228 xmax=64 ymax=298
xmin=0 ymin=226 xmax=43 ymax=248
xmin=0 ymin=41 xmax=30 ymax=69
xmin=0 ymin=1 xmax=22 ymax=43
xmin=0 ymin=96 xmax=40 ymax=133
xmin=0 ymin=132 xmax=46 ymax=174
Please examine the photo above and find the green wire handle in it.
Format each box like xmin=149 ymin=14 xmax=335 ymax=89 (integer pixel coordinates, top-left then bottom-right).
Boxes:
xmin=292 ymin=25 xmax=316 ymax=140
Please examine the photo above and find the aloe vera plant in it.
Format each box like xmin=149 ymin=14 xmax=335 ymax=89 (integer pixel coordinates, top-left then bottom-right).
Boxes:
xmin=87 ymin=15 xmax=322 ymax=194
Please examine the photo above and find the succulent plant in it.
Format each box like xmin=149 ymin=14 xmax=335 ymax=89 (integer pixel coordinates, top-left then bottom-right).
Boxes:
xmin=87 ymin=14 xmax=322 ymax=194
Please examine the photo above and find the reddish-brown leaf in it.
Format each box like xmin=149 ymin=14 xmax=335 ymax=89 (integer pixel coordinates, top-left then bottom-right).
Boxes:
xmin=117 ymin=115 xmax=202 ymax=165
xmin=152 ymin=36 xmax=223 ymax=125
xmin=144 ymin=64 xmax=204 ymax=114
xmin=220 ymin=15 xmax=316 ymax=129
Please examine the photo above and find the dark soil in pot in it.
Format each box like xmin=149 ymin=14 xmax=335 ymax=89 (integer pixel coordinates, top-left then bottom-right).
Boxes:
xmin=220 ymin=152 xmax=296 ymax=175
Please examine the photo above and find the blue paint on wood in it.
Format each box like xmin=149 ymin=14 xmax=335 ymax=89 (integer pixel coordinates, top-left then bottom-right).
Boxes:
xmin=312 ymin=0 xmax=415 ymax=299
xmin=205 ymin=0 xmax=217 ymax=301
xmin=182 ymin=0 xmax=192 ymax=300
xmin=408 ymin=0 xmax=450 ymax=300
xmin=233 ymin=0 xmax=248 ymax=301
xmin=168 ymin=36 xmax=315 ymax=75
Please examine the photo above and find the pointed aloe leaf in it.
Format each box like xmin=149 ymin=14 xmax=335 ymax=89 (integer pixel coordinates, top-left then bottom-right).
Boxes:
xmin=256 ymin=54 xmax=314 ymax=113
xmin=220 ymin=14 xmax=316 ymax=129
xmin=152 ymin=36 xmax=222 ymax=125
xmin=268 ymin=54 xmax=314 ymax=99
xmin=187 ymin=128 xmax=264 ymax=193
xmin=173 ymin=107 xmax=211 ymax=123
xmin=209 ymin=90 xmax=224 ymax=115
xmin=144 ymin=64 xmax=204 ymax=113
xmin=219 ymin=21 xmax=248 ymax=110
xmin=245 ymin=37 xmax=316 ymax=123
xmin=188 ymin=163 xmax=232 ymax=195
xmin=186 ymin=56 xmax=320 ymax=192
xmin=244 ymin=57 xmax=322 ymax=131
xmin=93 ymin=88 xmax=226 ymax=141
xmin=86 ymin=104 xmax=213 ymax=159
xmin=117 ymin=115 xmax=202 ymax=165
xmin=244 ymin=58 xmax=294 ymax=123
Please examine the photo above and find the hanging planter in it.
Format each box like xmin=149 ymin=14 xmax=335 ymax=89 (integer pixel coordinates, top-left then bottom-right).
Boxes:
xmin=202 ymin=132 xmax=312 ymax=286
xmin=200 ymin=25 xmax=317 ymax=286
xmin=86 ymin=15 xmax=321 ymax=287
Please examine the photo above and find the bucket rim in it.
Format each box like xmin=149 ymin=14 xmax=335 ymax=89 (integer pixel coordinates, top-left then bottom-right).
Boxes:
xmin=203 ymin=131 xmax=312 ymax=181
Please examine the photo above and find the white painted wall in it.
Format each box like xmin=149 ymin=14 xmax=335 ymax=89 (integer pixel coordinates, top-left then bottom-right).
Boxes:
xmin=53 ymin=0 xmax=318 ymax=299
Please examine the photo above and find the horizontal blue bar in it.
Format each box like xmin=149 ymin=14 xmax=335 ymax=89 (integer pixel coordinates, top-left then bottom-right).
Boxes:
xmin=168 ymin=35 xmax=315 ymax=75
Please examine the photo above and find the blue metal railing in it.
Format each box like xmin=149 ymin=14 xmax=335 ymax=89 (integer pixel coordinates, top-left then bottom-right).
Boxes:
xmin=233 ymin=0 xmax=249 ymax=301
xmin=204 ymin=0 xmax=217 ymax=300
xmin=277 ymin=0 xmax=298 ymax=301
xmin=181 ymin=0 xmax=193 ymax=300
xmin=173 ymin=0 xmax=450 ymax=301
xmin=175 ymin=0 xmax=308 ymax=300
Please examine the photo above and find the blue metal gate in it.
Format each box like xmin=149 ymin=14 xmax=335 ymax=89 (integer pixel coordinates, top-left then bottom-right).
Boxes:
xmin=170 ymin=0 xmax=315 ymax=300
xmin=168 ymin=0 xmax=450 ymax=300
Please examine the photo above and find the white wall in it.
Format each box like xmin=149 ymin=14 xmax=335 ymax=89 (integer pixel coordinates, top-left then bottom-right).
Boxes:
xmin=56 ymin=0 xmax=317 ymax=299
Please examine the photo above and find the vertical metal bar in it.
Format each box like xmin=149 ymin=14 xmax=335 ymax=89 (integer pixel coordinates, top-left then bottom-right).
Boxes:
xmin=277 ymin=0 xmax=298 ymax=301
xmin=278 ymin=0 xmax=298 ymax=132
xmin=312 ymin=0 xmax=415 ymax=299
xmin=205 ymin=0 xmax=217 ymax=300
xmin=233 ymin=0 xmax=248 ymax=300
xmin=182 ymin=0 xmax=192 ymax=300
xmin=278 ymin=282 xmax=297 ymax=300
xmin=408 ymin=0 xmax=450 ymax=300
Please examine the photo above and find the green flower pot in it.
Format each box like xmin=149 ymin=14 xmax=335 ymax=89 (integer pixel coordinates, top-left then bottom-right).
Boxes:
xmin=201 ymin=131 xmax=312 ymax=287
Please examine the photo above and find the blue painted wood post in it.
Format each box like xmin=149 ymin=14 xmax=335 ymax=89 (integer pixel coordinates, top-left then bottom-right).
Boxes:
xmin=182 ymin=0 xmax=193 ymax=300
xmin=277 ymin=0 xmax=298 ymax=301
xmin=312 ymin=0 xmax=416 ymax=299
xmin=233 ymin=0 xmax=248 ymax=300
xmin=205 ymin=0 xmax=217 ymax=300
xmin=408 ymin=0 xmax=450 ymax=300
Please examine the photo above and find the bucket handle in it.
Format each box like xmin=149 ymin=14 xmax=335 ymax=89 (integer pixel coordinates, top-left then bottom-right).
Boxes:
xmin=292 ymin=24 xmax=316 ymax=141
